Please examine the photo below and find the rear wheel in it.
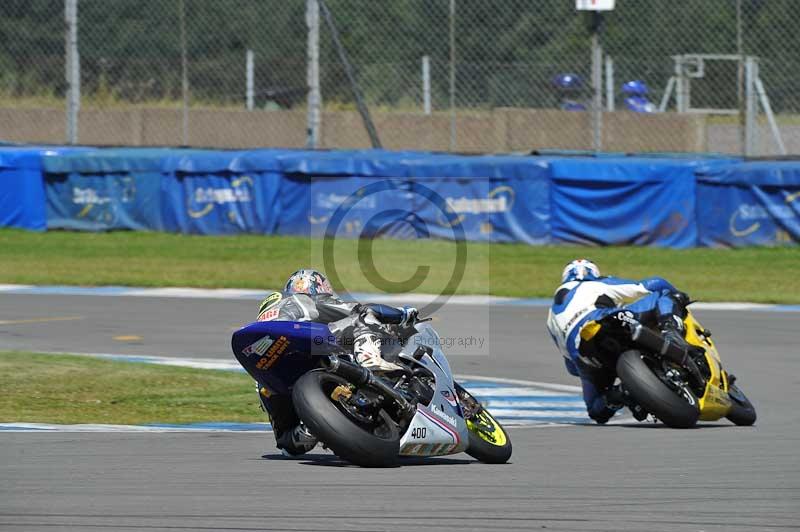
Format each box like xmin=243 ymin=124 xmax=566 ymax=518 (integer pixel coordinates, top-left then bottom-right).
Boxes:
xmin=726 ymin=383 xmax=756 ymax=426
xmin=455 ymin=383 xmax=512 ymax=464
xmin=616 ymin=350 xmax=700 ymax=429
xmin=292 ymin=370 xmax=400 ymax=467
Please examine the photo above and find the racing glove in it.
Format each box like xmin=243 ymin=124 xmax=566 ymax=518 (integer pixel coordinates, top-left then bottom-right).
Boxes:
xmin=399 ymin=306 xmax=418 ymax=328
xmin=672 ymin=290 xmax=691 ymax=309
xmin=357 ymin=303 xmax=417 ymax=327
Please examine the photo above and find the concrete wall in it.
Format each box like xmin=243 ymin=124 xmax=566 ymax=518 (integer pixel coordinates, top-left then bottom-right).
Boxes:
xmin=707 ymin=123 xmax=800 ymax=156
xmin=0 ymin=105 xmax=709 ymax=153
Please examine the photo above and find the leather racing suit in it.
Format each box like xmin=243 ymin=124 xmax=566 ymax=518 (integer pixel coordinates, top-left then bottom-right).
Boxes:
xmin=255 ymin=291 xmax=413 ymax=454
xmin=546 ymin=276 xmax=683 ymax=423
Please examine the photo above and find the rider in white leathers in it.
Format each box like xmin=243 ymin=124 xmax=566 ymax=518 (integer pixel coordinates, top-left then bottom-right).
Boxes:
xmin=546 ymin=259 xmax=689 ymax=423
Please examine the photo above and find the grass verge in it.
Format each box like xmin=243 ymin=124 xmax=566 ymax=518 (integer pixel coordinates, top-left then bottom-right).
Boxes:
xmin=0 ymin=351 xmax=262 ymax=425
xmin=1 ymin=228 xmax=799 ymax=303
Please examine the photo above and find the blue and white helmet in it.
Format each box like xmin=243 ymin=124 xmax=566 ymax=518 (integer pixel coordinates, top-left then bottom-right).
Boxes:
xmin=561 ymin=259 xmax=600 ymax=283
xmin=284 ymin=269 xmax=335 ymax=296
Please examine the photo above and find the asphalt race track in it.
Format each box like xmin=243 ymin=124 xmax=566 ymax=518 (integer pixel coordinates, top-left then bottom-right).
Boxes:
xmin=2 ymin=293 xmax=799 ymax=531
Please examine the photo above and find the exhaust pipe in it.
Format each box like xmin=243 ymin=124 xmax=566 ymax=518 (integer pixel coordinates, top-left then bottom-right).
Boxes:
xmin=323 ymin=355 xmax=415 ymax=416
xmin=631 ymin=324 xmax=689 ymax=366
xmin=322 ymin=354 xmax=370 ymax=385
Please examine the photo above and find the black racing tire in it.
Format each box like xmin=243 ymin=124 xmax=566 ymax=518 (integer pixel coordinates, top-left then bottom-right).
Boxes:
xmin=726 ymin=384 xmax=757 ymax=426
xmin=616 ymin=350 xmax=700 ymax=429
xmin=292 ymin=370 xmax=400 ymax=467
xmin=455 ymin=383 xmax=512 ymax=464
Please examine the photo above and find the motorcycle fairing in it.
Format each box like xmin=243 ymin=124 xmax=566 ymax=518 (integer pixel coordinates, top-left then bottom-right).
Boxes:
xmin=580 ymin=309 xmax=736 ymax=422
xmin=396 ymin=323 xmax=469 ymax=455
xmin=684 ymin=312 xmax=733 ymax=420
xmin=398 ymin=405 xmax=461 ymax=456
xmin=232 ymin=320 xmax=339 ymax=396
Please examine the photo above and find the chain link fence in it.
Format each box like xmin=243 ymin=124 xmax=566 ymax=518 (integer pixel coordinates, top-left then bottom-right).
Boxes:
xmin=0 ymin=0 xmax=798 ymax=155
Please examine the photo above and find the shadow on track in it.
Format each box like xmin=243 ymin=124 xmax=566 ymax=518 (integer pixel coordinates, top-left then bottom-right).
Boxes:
xmin=260 ymin=452 xmax=476 ymax=467
xmin=604 ymin=422 xmax=733 ymax=429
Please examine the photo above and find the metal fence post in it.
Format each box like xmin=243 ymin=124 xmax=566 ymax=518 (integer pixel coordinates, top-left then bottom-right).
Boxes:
xmin=591 ymin=33 xmax=602 ymax=151
xmin=422 ymin=55 xmax=431 ymax=115
xmin=448 ymin=0 xmax=456 ymax=151
xmin=306 ymin=0 xmax=321 ymax=148
xmin=590 ymin=11 xmax=604 ymax=152
xmin=744 ymin=55 xmax=757 ymax=157
xmin=605 ymin=55 xmax=614 ymax=112
xmin=179 ymin=0 xmax=189 ymax=146
xmin=246 ymin=49 xmax=255 ymax=111
xmin=65 ymin=0 xmax=80 ymax=145
xmin=736 ymin=0 xmax=746 ymax=155
xmin=674 ymin=56 xmax=684 ymax=113
xmin=755 ymin=76 xmax=787 ymax=156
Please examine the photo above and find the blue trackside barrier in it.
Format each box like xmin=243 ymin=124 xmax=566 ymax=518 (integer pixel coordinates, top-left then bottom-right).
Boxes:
xmin=274 ymin=151 xmax=552 ymax=244
xmin=1 ymin=144 xmax=798 ymax=247
xmin=0 ymin=145 xmax=93 ymax=231
xmin=0 ymin=147 xmax=48 ymax=231
xmin=696 ymin=160 xmax=800 ymax=247
xmin=546 ymin=156 xmax=738 ymax=247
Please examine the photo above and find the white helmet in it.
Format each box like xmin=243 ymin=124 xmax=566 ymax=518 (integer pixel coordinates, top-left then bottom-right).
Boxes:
xmin=561 ymin=259 xmax=600 ymax=283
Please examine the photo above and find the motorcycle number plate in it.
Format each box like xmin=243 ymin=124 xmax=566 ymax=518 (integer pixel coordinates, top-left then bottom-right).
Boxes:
xmin=399 ymin=408 xmax=459 ymax=457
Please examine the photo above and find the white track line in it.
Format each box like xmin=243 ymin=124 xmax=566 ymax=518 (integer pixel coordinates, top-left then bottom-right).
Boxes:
xmin=1 ymin=353 xmax=612 ymax=432
xmin=1 ymin=284 xmax=795 ymax=311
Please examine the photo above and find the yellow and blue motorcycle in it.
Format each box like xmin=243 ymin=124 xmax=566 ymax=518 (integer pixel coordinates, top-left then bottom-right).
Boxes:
xmin=582 ymin=306 xmax=756 ymax=428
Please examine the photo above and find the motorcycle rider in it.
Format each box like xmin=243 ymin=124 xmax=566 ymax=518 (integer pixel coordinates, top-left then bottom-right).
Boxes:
xmin=254 ymin=269 xmax=418 ymax=456
xmin=546 ymin=259 xmax=691 ymax=424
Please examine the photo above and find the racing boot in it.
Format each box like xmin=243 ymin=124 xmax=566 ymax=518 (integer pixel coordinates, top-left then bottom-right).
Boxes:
xmin=257 ymin=386 xmax=317 ymax=457
xmin=353 ymin=332 xmax=405 ymax=373
xmin=606 ymin=385 xmax=647 ymax=421
xmin=276 ymin=423 xmax=318 ymax=457
xmin=629 ymin=403 xmax=649 ymax=421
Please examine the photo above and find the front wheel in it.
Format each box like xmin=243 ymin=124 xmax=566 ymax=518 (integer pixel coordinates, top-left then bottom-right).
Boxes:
xmin=455 ymin=383 xmax=512 ymax=464
xmin=616 ymin=350 xmax=700 ymax=429
xmin=292 ymin=370 xmax=400 ymax=467
xmin=726 ymin=383 xmax=757 ymax=426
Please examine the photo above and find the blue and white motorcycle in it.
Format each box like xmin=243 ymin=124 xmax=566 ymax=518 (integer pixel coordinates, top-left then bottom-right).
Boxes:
xmin=232 ymin=317 xmax=512 ymax=467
